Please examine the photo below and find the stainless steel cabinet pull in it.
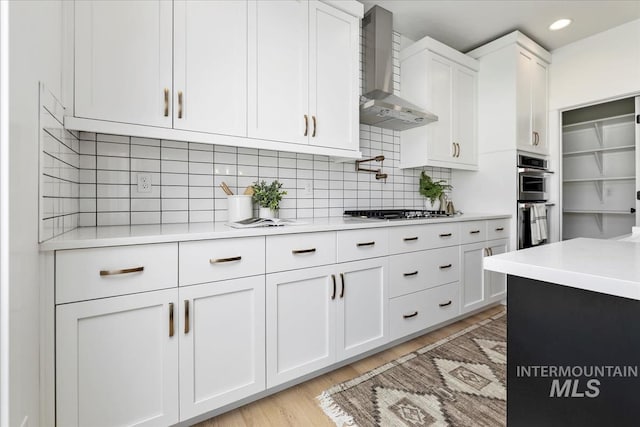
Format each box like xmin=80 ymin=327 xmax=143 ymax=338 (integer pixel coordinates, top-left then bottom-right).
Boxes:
xmin=304 ymin=115 xmax=309 ymax=136
xmin=484 ymin=248 xmax=489 ymax=256
xmin=169 ymin=303 xmax=174 ymax=337
xmin=452 ymin=142 xmax=456 ymax=157
xmin=495 ymin=227 xmax=504 ymax=231
xmin=470 ymin=230 xmax=481 ymax=234
xmin=457 ymin=143 xmax=461 ymax=157
xmin=439 ymin=300 xmax=452 ymax=308
xmin=357 ymin=241 xmax=375 ymax=247
xmin=489 ymin=248 xmax=493 ymax=256
xmin=209 ymin=256 xmax=242 ymax=264
xmin=312 ymin=115 xmax=317 ymax=137
xmin=164 ymin=88 xmax=169 ymax=117
xmin=331 ymin=274 xmax=336 ymax=300
xmin=340 ymin=273 xmax=345 ymax=298
xmin=177 ymin=91 xmax=183 ymax=119
xmin=403 ymin=236 xmax=418 ymax=242
xmin=292 ymin=248 xmax=316 ymax=255
xmin=403 ymin=271 xmax=418 ymax=277
xmin=403 ymin=311 xmax=418 ymax=319
xmin=439 ymin=233 xmax=452 ymax=238
xmin=184 ymin=300 xmax=190 ymax=334
xmin=100 ymin=266 xmax=144 ymax=276
xmin=439 ymin=264 xmax=452 ymax=269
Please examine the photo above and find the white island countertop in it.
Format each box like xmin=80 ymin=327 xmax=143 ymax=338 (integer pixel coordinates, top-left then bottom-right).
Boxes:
xmin=40 ymin=212 xmax=510 ymax=251
xmin=484 ymin=237 xmax=640 ymax=301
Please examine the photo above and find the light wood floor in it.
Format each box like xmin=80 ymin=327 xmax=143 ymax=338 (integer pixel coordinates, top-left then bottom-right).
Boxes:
xmin=195 ymin=305 xmax=505 ymax=427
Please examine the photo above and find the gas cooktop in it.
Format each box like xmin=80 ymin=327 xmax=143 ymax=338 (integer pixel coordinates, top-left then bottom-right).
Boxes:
xmin=343 ymin=209 xmax=455 ymax=220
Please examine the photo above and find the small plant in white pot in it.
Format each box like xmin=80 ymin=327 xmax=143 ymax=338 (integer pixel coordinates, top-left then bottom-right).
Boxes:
xmin=419 ymin=171 xmax=452 ymax=211
xmin=252 ymin=180 xmax=287 ymax=218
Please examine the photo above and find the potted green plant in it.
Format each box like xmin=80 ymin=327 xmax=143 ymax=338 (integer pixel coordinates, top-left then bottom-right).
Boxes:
xmin=252 ymin=179 xmax=287 ymax=218
xmin=419 ymin=171 xmax=452 ymax=211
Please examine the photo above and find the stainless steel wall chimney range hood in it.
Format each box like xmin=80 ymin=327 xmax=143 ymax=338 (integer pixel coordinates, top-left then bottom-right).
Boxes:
xmin=360 ymin=6 xmax=438 ymax=131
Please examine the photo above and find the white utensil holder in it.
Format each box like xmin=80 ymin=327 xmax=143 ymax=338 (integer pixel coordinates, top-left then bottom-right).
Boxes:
xmin=227 ymin=195 xmax=253 ymax=222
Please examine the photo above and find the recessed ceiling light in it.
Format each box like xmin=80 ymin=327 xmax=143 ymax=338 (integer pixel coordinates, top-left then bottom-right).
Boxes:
xmin=549 ymin=19 xmax=572 ymax=31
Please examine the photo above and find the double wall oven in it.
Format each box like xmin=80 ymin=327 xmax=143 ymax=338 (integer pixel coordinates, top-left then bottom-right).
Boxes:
xmin=517 ymin=153 xmax=552 ymax=249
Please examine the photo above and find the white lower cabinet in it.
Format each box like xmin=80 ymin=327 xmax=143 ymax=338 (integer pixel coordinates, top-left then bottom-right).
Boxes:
xmin=179 ymin=276 xmax=265 ymax=420
xmin=56 ymin=277 xmax=266 ymax=426
xmin=460 ymin=238 xmax=509 ymax=313
xmin=56 ymin=289 xmax=179 ymax=427
xmin=266 ymin=258 xmax=387 ymax=387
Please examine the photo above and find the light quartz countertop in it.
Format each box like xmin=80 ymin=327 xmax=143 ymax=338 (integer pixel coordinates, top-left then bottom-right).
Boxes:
xmin=40 ymin=213 xmax=510 ymax=251
xmin=484 ymin=237 xmax=640 ymax=301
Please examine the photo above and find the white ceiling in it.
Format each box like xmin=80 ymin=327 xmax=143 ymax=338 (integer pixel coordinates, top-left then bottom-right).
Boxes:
xmin=359 ymin=1 xmax=640 ymax=52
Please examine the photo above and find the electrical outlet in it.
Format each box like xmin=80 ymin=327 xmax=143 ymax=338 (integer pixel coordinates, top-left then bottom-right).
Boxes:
xmin=137 ymin=173 xmax=152 ymax=193
xmin=301 ymin=180 xmax=313 ymax=197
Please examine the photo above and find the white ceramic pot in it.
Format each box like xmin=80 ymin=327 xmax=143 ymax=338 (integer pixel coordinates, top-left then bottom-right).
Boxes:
xmin=227 ymin=195 xmax=253 ymax=222
xmin=259 ymin=206 xmax=278 ymax=219
xmin=424 ymin=199 xmax=438 ymax=211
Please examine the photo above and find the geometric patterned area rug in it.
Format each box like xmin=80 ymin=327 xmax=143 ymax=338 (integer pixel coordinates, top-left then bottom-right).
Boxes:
xmin=317 ymin=310 xmax=506 ymax=427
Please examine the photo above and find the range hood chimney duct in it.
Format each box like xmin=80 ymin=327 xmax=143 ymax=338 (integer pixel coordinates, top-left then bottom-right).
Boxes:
xmin=360 ymin=6 xmax=438 ymax=131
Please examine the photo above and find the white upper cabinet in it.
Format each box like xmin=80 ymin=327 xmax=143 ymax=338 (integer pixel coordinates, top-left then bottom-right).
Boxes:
xmin=74 ymin=0 xmax=173 ymax=127
xmin=173 ymin=0 xmax=247 ymax=137
xmin=247 ymin=0 xmax=309 ymax=144
xmin=516 ymin=48 xmax=549 ymax=155
xmin=399 ymin=37 xmax=479 ymax=170
xmin=308 ymin=1 xmax=360 ymax=151
xmin=248 ymin=0 xmax=360 ymax=152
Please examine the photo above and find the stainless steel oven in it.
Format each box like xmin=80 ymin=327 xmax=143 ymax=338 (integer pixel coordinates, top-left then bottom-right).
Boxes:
xmin=518 ymin=153 xmax=550 ymax=202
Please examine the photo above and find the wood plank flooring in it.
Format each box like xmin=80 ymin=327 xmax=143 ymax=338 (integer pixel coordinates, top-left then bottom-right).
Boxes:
xmin=195 ymin=305 xmax=505 ymax=427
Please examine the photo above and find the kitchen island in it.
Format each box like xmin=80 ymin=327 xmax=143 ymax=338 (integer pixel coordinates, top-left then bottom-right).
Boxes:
xmin=484 ymin=238 xmax=640 ymax=427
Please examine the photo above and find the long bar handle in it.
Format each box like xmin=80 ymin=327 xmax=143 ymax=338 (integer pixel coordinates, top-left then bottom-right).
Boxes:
xmin=403 ymin=311 xmax=418 ymax=319
xmin=169 ymin=302 xmax=174 ymax=337
xmin=495 ymin=227 xmax=504 ymax=231
xmin=184 ymin=300 xmax=190 ymax=334
xmin=100 ymin=266 xmax=144 ymax=276
xmin=357 ymin=241 xmax=375 ymax=247
xmin=164 ymin=88 xmax=169 ymax=117
xmin=340 ymin=273 xmax=345 ymax=298
xmin=403 ymin=236 xmax=418 ymax=242
xmin=312 ymin=116 xmax=317 ymax=137
xmin=403 ymin=271 xmax=419 ymax=277
xmin=439 ymin=264 xmax=452 ymax=269
xmin=439 ymin=233 xmax=452 ymax=238
xmin=439 ymin=300 xmax=452 ymax=308
xmin=292 ymin=248 xmax=316 ymax=255
xmin=304 ymin=115 xmax=309 ymax=136
xmin=209 ymin=256 xmax=242 ymax=264
xmin=331 ymin=274 xmax=336 ymax=300
xmin=178 ymin=91 xmax=183 ymax=119
xmin=470 ymin=230 xmax=481 ymax=234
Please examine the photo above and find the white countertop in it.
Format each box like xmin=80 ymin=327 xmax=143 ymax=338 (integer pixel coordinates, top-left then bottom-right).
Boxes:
xmin=484 ymin=237 xmax=640 ymax=301
xmin=40 ymin=213 xmax=510 ymax=251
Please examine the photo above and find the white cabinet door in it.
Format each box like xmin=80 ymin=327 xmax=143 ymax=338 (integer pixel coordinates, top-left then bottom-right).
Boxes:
xmin=179 ymin=276 xmax=265 ymax=420
xmin=336 ymin=258 xmax=388 ymax=360
xmin=173 ymin=0 xmax=247 ymax=136
xmin=460 ymin=241 xmax=487 ymax=314
xmin=56 ymin=289 xmax=179 ymax=427
xmin=248 ymin=0 xmax=308 ymax=144
xmin=74 ymin=1 xmax=172 ymax=127
xmin=486 ymin=239 xmax=508 ymax=301
xmin=453 ymin=66 xmax=477 ymax=166
xmin=266 ymin=265 xmax=336 ymax=387
xmin=308 ymin=1 xmax=359 ymax=151
xmin=531 ymin=59 xmax=548 ymax=154
xmin=427 ymin=54 xmax=455 ymax=162
xmin=516 ymin=49 xmax=549 ymax=154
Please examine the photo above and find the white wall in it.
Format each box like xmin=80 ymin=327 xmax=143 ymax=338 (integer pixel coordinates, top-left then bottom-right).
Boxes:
xmin=8 ymin=2 xmax=63 ymax=426
xmin=549 ymin=19 xmax=640 ymax=234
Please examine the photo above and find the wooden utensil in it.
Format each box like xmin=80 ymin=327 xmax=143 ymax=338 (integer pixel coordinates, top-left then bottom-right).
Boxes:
xmin=220 ymin=182 xmax=233 ymax=195
xmin=243 ymin=186 xmax=254 ymax=196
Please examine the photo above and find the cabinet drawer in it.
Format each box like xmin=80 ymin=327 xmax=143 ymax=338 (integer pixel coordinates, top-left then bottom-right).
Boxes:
xmin=337 ymin=229 xmax=388 ymax=263
xmin=388 ymin=223 xmax=459 ymax=254
xmin=487 ymin=218 xmax=510 ymax=241
xmin=266 ymin=232 xmax=336 ymax=273
xmin=56 ymin=243 xmax=178 ymax=304
xmin=389 ymin=246 xmax=459 ymax=298
xmin=179 ymin=237 xmax=265 ymax=286
xmin=389 ymin=282 xmax=460 ymax=341
xmin=459 ymin=221 xmax=486 ymax=244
